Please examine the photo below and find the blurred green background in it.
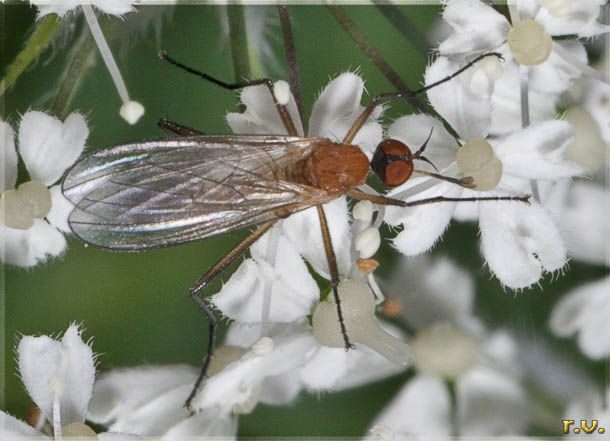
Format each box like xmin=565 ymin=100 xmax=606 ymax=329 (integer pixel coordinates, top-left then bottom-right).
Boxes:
xmin=1 ymin=3 xmax=607 ymax=438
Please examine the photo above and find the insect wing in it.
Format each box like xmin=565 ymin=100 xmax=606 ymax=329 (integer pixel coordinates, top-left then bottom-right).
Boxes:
xmin=62 ymin=135 xmax=332 ymax=250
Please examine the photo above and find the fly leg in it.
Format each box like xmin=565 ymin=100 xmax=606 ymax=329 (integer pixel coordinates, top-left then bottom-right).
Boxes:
xmin=342 ymin=52 xmax=503 ymax=144
xmin=185 ymin=220 xmax=276 ymax=410
xmin=158 ymin=119 xmax=204 ymax=137
xmin=316 ymin=205 xmax=354 ymax=350
xmin=159 ymin=51 xmax=299 ymax=136
xmin=347 ymin=188 xmax=530 ymax=207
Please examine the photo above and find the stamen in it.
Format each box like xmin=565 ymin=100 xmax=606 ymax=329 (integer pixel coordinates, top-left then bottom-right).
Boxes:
xmin=81 ymin=5 xmax=144 ymax=125
xmin=273 ymin=80 xmax=291 ymax=106
xmin=49 ymin=377 xmax=64 ymax=440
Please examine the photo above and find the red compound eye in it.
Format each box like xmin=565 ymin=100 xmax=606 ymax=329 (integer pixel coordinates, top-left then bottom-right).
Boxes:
xmin=379 ymin=139 xmax=411 ymax=157
xmin=384 ymin=160 xmax=414 ymax=187
xmin=371 ymin=139 xmax=415 ymax=188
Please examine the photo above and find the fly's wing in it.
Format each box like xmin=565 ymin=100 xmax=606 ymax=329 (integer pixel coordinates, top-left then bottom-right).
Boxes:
xmin=62 ymin=135 xmax=335 ymax=251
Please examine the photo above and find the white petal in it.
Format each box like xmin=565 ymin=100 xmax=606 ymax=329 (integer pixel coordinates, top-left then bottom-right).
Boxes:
xmin=370 ymin=375 xmax=451 ymax=439
xmin=192 ymin=322 xmax=316 ymax=412
xmin=516 ymin=0 xmax=541 ymax=19
xmin=226 ymin=84 xmax=304 ymax=136
xmin=298 ymin=347 xmax=349 ymax=390
xmin=308 ymin=72 xmax=383 ymax=153
xmin=161 ymin=410 xmax=238 ymax=441
xmin=457 ymin=363 xmax=527 ymax=436
xmin=18 ymin=324 xmax=94 ymax=426
xmin=19 ymin=112 xmax=88 ymax=186
xmin=388 ymin=181 xmax=462 ymax=256
xmin=258 ymin=370 xmax=303 ymax=405
xmin=91 ymin=0 xmax=135 ymax=16
xmin=425 ymin=57 xmax=491 ymax=140
xmin=388 ymin=255 xmax=482 ymax=334
xmin=88 ymin=364 xmax=198 ymax=434
xmin=439 ymin=0 xmax=510 ymax=55
xmin=1 ymin=120 xmax=17 ymax=192
xmin=46 ymin=185 xmax=73 ymax=233
xmin=550 ymin=278 xmax=610 ymax=359
xmin=495 ymin=120 xmax=586 ymax=179
xmin=559 ymin=181 xmax=609 ymax=265
xmin=479 ymin=200 xmax=566 ymax=289
xmin=535 ymin=0 xmax=609 ymax=37
xmin=1 ymin=219 xmax=66 ymax=267
xmin=211 ymin=243 xmax=318 ymax=324
xmin=0 ymin=411 xmax=48 ymax=439
xmin=529 ymin=41 xmax=587 ymax=95
xmin=387 ymin=114 xmax=458 ymax=173
xmin=282 ymin=198 xmax=351 ymax=278
xmin=489 ymin=61 xmax=559 ymax=136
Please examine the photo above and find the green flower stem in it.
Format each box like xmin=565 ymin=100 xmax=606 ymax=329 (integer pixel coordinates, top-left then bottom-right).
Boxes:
xmin=227 ymin=4 xmax=251 ymax=83
xmin=0 ymin=14 xmax=61 ymax=97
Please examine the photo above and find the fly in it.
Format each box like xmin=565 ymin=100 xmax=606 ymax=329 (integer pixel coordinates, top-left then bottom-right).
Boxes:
xmin=62 ymin=51 xmax=528 ymax=409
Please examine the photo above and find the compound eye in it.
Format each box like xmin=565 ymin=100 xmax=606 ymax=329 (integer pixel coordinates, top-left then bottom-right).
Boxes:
xmin=371 ymin=139 xmax=414 ymax=187
xmin=384 ymin=160 xmax=414 ymax=187
xmin=379 ymin=139 xmax=411 ymax=156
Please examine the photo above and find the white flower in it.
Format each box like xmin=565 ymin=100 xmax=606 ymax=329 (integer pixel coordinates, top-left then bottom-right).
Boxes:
xmin=0 ymin=112 xmax=87 ymax=267
xmin=87 ymin=363 xmax=238 ymax=440
xmin=549 ymin=277 xmax=610 ymax=360
xmin=438 ymin=0 xmax=605 ymax=134
xmin=381 ymin=53 xmax=586 ymax=289
xmin=29 ymin=1 xmax=145 ymax=125
xmin=30 ymin=0 xmax=135 ymax=18
xmin=369 ymin=256 xmax=528 ymax=439
xmin=0 ymin=324 xmax=140 ymax=440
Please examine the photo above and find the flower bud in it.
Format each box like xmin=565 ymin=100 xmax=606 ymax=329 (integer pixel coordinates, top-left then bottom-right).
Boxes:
xmin=352 ymin=200 xmax=374 ymax=221
xmin=507 ymin=20 xmax=553 ymax=66
xmin=312 ymin=279 xmax=413 ymax=366
xmin=412 ymin=321 xmax=477 ymax=379
xmin=456 ymin=138 xmax=503 ymax=191
xmin=355 ymin=227 xmax=381 ymax=259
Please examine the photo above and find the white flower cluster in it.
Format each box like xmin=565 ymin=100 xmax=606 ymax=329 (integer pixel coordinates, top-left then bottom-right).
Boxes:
xmin=3 ymin=0 xmax=608 ymax=439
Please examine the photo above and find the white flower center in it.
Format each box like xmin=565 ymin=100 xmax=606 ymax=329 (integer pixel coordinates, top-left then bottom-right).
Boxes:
xmin=355 ymin=227 xmax=381 ymax=259
xmin=563 ymin=106 xmax=605 ymax=172
xmin=0 ymin=180 xmax=51 ymax=229
xmin=507 ymin=20 xmax=553 ymax=66
xmin=541 ymin=0 xmax=572 ymax=17
xmin=312 ymin=279 xmax=413 ymax=366
xmin=456 ymin=138 xmax=503 ymax=191
xmin=411 ymin=321 xmax=478 ymax=379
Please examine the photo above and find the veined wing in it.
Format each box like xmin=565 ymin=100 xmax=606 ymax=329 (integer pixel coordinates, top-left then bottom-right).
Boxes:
xmin=62 ymin=135 xmax=335 ymax=251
